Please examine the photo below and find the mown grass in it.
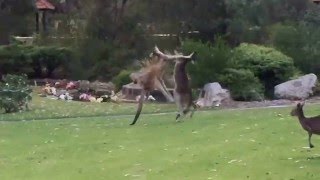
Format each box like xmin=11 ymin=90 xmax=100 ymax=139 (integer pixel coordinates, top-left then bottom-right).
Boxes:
xmin=1 ymin=101 xmax=320 ymax=179
xmin=0 ymin=92 xmax=176 ymax=121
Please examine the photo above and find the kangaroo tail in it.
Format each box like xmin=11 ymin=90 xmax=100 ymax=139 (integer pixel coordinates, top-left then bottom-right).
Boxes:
xmin=130 ymin=90 xmax=146 ymax=125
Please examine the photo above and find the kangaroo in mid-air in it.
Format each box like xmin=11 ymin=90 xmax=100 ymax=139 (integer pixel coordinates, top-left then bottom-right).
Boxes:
xmin=291 ymin=101 xmax=320 ymax=148
xmin=129 ymin=52 xmax=173 ymax=125
xmin=152 ymin=46 xmax=197 ymax=120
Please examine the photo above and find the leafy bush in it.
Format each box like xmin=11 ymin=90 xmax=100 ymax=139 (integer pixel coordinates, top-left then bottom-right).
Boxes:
xmin=0 ymin=45 xmax=73 ymax=78
xmin=231 ymin=43 xmax=295 ymax=97
xmin=0 ymin=74 xmax=32 ymax=113
xmin=112 ymin=70 xmax=132 ymax=91
xmin=182 ymin=37 xmax=232 ymax=88
xmin=28 ymin=46 xmax=73 ymax=78
xmin=270 ymin=23 xmax=320 ymax=75
xmin=218 ymin=68 xmax=264 ymax=101
xmin=0 ymin=45 xmax=33 ymax=76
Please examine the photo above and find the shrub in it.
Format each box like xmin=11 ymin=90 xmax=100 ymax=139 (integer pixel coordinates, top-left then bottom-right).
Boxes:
xmin=270 ymin=23 xmax=320 ymax=75
xmin=0 ymin=45 xmax=33 ymax=76
xmin=231 ymin=43 xmax=295 ymax=97
xmin=0 ymin=45 xmax=73 ymax=78
xmin=28 ymin=46 xmax=73 ymax=78
xmin=218 ymin=68 xmax=264 ymax=101
xmin=182 ymin=37 xmax=232 ymax=88
xmin=0 ymin=74 xmax=32 ymax=113
xmin=112 ymin=70 xmax=132 ymax=91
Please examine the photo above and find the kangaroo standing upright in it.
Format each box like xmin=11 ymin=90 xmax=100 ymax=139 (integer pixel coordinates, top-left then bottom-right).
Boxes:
xmin=291 ymin=101 xmax=320 ymax=148
xmin=152 ymin=46 xmax=196 ymax=120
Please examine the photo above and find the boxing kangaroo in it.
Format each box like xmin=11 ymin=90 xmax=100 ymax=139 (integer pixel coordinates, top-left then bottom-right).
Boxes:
xmin=152 ymin=46 xmax=197 ymax=120
xmin=130 ymin=51 xmax=173 ymax=125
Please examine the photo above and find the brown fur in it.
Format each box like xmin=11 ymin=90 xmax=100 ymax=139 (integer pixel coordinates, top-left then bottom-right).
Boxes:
xmin=130 ymin=55 xmax=172 ymax=125
xmin=152 ymin=46 xmax=196 ymax=120
xmin=291 ymin=101 xmax=320 ymax=148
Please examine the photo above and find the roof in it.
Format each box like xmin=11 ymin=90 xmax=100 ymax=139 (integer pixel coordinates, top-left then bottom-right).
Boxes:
xmin=36 ymin=0 xmax=55 ymax=10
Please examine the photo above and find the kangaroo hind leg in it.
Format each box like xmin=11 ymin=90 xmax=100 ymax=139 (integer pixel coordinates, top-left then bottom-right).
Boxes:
xmin=174 ymin=91 xmax=184 ymax=122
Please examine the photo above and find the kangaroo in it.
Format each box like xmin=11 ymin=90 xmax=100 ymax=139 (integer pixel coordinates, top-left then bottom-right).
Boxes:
xmin=152 ymin=46 xmax=197 ymax=120
xmin=291 ymin=101 xmax=320 ymax=148
xmin=129 ymin=54 xmax=173 ymax=125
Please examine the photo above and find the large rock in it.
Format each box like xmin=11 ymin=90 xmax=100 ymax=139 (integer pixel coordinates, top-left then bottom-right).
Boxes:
xmin=89 ymin=81 xmax=115 ymax=96
xmin=274 ymin=73 xmax=318 ymax=100
xmin=196 ymin=82 xmax=231 ymax=107
xmin=78 ymin=80 xmax=90 ymax=92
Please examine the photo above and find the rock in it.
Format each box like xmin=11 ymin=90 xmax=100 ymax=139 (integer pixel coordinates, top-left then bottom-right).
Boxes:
xmin=89 ymin=81 xmax=115 ymax=96
xmin=196 ymin=82 xmax=231 ymax=107
xmin=274 ymin=74 xmax=318 ymax=100
xmin=56 ymin=89 xmax=67 ymax=96
xmin=78 ymin=80 xmax=90 ymax=92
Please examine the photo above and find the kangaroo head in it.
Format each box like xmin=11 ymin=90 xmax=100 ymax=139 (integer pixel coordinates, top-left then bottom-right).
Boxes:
xmin=290 ymin=101 xmax=305 ymax=116
xmin=173 ymin=50 xmax=196 ymax=65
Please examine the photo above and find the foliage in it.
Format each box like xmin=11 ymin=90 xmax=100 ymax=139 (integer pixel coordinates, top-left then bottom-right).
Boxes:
xmin=0 ymin=44 xmax=73 ymax=78
xmin=0 ymin=74 xmax=32 ymax=113
xmin=225 ymin=0 xmax=309 ymax=45
xmin=140 ymin=0 xmax=230 ymax=42
xmin=231 ymin=43 xmax=295 ymax=97
xmin=218 ymin=68 xmax=264 ymax=101
xmin=72 ymin=0 xmax=147 ymax=81
xmin=0 ymin=0 xmax=35 ymax=44
xmin=182 ymin=38 xmax=232 ymax=88
xmin=28 ymin=46 xmax=73 ymax=78
xmin=0 ymin=45 xmax=33 ymax=76
xmin=270 ymin=7 xmax=320 ymax=75
xmin=112 ymin=70 xmax=132 ymax=91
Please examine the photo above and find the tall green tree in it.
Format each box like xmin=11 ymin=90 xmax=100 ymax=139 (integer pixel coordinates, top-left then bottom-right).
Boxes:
xmin=72 ymin=0 xmax=147 ymax=80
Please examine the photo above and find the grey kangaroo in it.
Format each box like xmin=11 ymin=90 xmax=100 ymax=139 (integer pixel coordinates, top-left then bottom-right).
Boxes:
xmin=152 ymin=46 xmax=197 ymax=120
xmin=291 ymin=101 xmax=320 ymax=148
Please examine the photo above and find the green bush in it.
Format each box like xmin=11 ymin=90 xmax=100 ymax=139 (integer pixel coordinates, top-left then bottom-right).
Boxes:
xmin=0 ymin=45 xmax=33 ymax=76
xmin=182 ymin=37 xmax=232 ymax=88
xmin=0 ymin=45 xmax=73 ymax=78
xmin=112 ymin=70 xmax=132 ymax=91
xmin=218 ymin=68 xmax=264 ymax=101
xmin=0 ymin=74 xmax=32 ymax=113
xmin=270 ymin=23 xmax=320 ymax=75
xmin=231 ymin=43 xmax=295 ymax=97
xmin=28 ymin=46 xmax=73 ymax=78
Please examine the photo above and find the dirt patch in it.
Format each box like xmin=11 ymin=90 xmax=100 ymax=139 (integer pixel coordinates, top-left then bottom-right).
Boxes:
xmin=219 ymin=96 xmax=320 ymax=109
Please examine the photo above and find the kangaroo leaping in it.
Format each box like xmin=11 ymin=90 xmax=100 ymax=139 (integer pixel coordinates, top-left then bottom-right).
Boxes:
xmin=152 ymin=46 xmax=197 ymax=120
xmin=129 ymin=53 xmax=173 ymax=125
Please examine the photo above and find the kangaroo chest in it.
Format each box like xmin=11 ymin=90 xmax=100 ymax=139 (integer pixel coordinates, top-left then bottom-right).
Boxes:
xmin=174 ymin=63 xmax=190 ymax=93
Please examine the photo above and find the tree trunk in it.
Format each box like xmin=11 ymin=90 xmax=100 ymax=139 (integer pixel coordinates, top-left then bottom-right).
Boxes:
xmin=36 ymin=12 xmax=39 ymax=33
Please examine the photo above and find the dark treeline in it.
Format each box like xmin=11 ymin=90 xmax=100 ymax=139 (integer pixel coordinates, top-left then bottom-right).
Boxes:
xmin=1 ymin=0 xmax=320 ymax=100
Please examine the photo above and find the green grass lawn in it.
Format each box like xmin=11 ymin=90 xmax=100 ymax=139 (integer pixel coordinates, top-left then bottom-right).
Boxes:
xmin=0 ymin=92 xmax=176 ymax=121
xmin=1 ymin=95 xmax=320 ymax=179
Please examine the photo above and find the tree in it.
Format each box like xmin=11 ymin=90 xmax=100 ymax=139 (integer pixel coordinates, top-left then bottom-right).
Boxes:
xmin=72 ymin=0 xmax=147 ymax=80
xmin=138 ymin=0 xmax=230 ymax=43
xmin=0 ymin=0 xmax=35 ymax=44
xmin=226 ymin=0 xmax=309 ymax=45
